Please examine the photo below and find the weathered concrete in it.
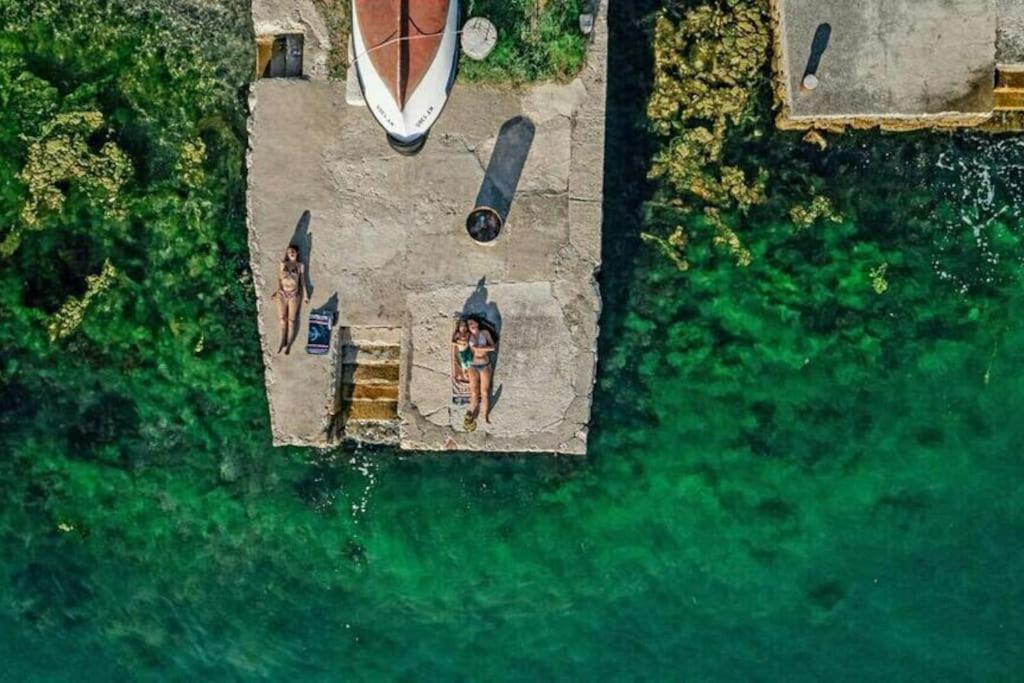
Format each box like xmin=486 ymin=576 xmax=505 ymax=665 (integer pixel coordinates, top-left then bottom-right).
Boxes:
xmin=775 ymin=0 xmax=995 ymax=124
xmin=402 ymin=282 xmax=589 ymax=453
xmin=769 ymin=0 xmax=1024 ymax=129
xmin=998 ymin=0 xmax=1024 ymax=64
xmin=247 ymin=2 xmax=607 ymax=453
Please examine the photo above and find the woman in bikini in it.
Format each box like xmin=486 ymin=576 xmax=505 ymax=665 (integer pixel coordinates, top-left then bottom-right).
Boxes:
xmin=272 ymin=244 xmax=309 ymax=354
xmin=466 ymin=317 xmax=496 ymax=424
xmin=451 ymin=319 xmax=473 ymax=383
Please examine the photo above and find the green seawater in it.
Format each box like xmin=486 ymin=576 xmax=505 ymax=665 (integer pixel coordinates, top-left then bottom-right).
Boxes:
xmin=1 ymin=1 xmax=1022 ymax=680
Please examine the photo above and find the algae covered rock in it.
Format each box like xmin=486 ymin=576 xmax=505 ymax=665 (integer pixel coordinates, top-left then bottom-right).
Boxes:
xmin=645 ymin=1 xmax=770 ymax=268
xmin=4 ymin=111 xmax=131 ymax=257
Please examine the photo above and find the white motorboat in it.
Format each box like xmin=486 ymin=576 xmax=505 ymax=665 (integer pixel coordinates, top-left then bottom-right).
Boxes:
xmin=350 ymin=0 xmax=460 ymax=154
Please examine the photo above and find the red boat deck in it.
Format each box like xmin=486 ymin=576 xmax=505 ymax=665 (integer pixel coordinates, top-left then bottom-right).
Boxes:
xmin=354 ymin=0 xmax=449 ymax=109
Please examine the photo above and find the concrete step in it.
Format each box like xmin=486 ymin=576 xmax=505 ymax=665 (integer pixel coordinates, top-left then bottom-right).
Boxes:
xmin=341 ymin=343 xmax=400 ymax=364
xmin=994 ymin=88 xmax=1024 ymax=111
xmin=346 ymin=399 xmax=398 ymax=421
xmin=346 ymin=325 xmax=403 ymax=346
xmin=342 ymin=383 xmax=399 ymax=401
xmin=996 ymin=67 xmax=1024 ymax=89
xmin=335 ymin=322 xmax=403 ymax=431
xmin=343 ymin=419 xmax=400 ymax=444
xmin=342 ymin=362 xmax=400 ymax=384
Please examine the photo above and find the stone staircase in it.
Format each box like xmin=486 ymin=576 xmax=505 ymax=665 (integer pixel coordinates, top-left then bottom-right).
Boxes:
xmin=994 ymin=65 xmax=1024 ymax=111
xmin=332 ymin=326 xmax=402 ymax=444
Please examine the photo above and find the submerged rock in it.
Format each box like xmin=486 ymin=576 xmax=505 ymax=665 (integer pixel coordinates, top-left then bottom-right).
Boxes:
xmin=802 ymin=130 xmax=828 ymax=150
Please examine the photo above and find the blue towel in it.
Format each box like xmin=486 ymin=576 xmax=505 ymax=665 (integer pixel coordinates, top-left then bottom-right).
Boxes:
xmin=306 ymin=312 xmax=333 ymax=354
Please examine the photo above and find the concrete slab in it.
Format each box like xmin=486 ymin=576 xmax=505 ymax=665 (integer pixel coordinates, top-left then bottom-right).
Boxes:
xmin=403 ymin=282 xmax=585 ymax=454
xmin=774 ymin=0 xmax=997 ymax=126
xmin=998 ymin=0 xmax=1024 ymax=64
xmin=246 ymin=1 xmax=607 ymax=453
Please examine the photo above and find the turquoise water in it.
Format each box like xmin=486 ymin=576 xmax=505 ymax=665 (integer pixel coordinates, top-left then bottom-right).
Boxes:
xmin=1 ymin=1 xmax=1023 ymax=680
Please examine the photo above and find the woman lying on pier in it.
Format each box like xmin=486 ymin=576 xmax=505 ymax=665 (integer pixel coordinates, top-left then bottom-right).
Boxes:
xmin=271 ymin=244 xmax=309 ymax=354
xmin=466 ymin=317 xmax=496 ymax=426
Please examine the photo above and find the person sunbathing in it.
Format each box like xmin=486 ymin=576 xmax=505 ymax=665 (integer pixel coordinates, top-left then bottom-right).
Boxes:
xmin=466 ymin=317 xmax=496 ymax=425
xmin=451 ymin=319 xmax=473 ymax=383
xmin=272 ymin=244 xmax=309 ymax=354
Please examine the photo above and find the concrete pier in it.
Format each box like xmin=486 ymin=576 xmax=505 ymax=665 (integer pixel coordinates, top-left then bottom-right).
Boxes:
xmin=771 ymin=0 xmax=1024 ymax=129
xmin=247 ymin=3 xmax=607 ymax=454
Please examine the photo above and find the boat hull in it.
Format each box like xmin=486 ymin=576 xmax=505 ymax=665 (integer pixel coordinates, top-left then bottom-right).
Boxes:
xmin=351 ymin=0 xmax=460 ymax=150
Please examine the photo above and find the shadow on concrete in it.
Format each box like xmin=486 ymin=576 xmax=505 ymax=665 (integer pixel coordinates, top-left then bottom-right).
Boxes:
xmin=474 ymin=116 xmax=536 ymax=224
xmin=313 ymin=291 xmax=339 ymax=321
xmin=289 ymin=209 xmax=314 ymax=298
xmin=326 ymin=315 xmax=350 ymax=444
xmin=802 ymin=23 xmax=832 ymax=82
xmin=460 ymin=277 xmax=503 ymax=412
xmin=461 ymin=277 xmax=502 ymax=336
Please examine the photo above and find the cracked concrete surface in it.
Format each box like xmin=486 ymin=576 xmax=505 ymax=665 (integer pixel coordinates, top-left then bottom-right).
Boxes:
xmin=773 ymin=0 xmax=1009 ymax=126
xmin=247 ymin=2 xmax=607 ymax=454
xmin=998 ymin=0 xmax=1024 ymax=64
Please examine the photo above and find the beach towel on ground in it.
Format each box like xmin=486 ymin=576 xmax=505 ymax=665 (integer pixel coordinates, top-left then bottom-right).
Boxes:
xmin=306 ymin=311 xmax=333 ymax=354
xmin=452 ymin=364 xmax=470 ymax=406
xmin=451 ymin=318 xmax=470 ymax=406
